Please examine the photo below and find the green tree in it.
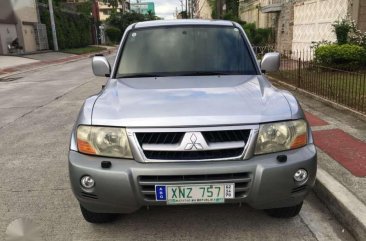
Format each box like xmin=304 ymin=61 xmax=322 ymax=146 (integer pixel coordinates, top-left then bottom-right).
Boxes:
xmin=102 ymin=0 xmax=126 ymax=10
xmin=243 ymin=23 xmax=274 ymax=45
xmin=225 ymin=0 xmax=239 ymax=17
xmin=209 ymin=0 xmax=239 ymax=20
xmin=105 ymin=26 xmax=122 ymax=43
xmin=332 ymin=18 xmax=352 ymax=45
xmin=76 ymin=1 xmax=93 ymax=16
xmin=106 ymin=11 xmax=159 ymax=35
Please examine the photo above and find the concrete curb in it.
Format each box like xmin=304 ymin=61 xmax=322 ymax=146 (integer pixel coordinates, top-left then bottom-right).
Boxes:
xmin=0 ymin=49 xmax=115 ymax=79
xmin=313 ymin=168 xmax=366 ymax=241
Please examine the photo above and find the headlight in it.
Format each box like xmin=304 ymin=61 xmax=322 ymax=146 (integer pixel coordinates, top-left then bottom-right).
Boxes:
xmin=76 ymin=125 xmax=133 ymax=158
xmin=255 ymin=119 xmax=307 ymax=155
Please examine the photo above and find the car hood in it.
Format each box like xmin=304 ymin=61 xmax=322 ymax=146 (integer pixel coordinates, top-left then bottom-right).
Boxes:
xmin=91 ymin=75 xmax=293 ymax=127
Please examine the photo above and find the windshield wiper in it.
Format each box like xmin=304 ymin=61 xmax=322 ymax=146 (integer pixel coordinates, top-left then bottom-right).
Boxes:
xmin=116 ymin=71 xmax=241 ymax=78
xmin=177 ymin=71 xmax=236 ymax=76
xmin=116 ymin=73 xmax=163 ymax=78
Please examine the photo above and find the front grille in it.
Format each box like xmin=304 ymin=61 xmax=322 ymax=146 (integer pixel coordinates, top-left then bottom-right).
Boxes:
xmin=144 ymin=148 xmax=244 ymax=160
xmin=138 ymin=172 xmax=252 ymax=201
xmin=135 ymin=129 xmax=251 ymax=161
xmin=202 ymin=130 xmax=250 ymax=143
xmin=136 ymin=132 xmax=184 ymax=145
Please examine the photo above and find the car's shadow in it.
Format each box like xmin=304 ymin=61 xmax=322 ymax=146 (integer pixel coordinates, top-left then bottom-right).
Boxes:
xmin=74 ymin=204 xmax=311 ymax=241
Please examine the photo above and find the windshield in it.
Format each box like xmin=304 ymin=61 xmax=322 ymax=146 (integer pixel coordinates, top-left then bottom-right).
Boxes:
xmin=116 ymin=26 xmax=257 ymax=77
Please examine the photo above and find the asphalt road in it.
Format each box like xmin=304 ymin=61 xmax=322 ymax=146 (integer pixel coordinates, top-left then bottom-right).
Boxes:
xmin=0 ymin=55 xmax=356 ymax=241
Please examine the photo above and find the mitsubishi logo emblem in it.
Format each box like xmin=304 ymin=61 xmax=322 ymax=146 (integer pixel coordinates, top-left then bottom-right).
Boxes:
xmin=184 ymin=133 xmax=203 ymax=150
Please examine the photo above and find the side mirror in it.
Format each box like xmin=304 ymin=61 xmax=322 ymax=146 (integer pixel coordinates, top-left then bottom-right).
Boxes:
xmin=92 ymin=56 xmax=111 ymax=77
xmin=260 ymin=52 xmax=280 ymax=73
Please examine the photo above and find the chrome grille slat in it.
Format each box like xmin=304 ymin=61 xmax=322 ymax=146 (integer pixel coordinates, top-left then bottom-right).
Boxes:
xmin=142 ymin=141 xmax=244 ymax=151
xmin=143 ymin=148 xmax=244 ymax=160
xmin=138 ymin=177 xmax=251 ymax=186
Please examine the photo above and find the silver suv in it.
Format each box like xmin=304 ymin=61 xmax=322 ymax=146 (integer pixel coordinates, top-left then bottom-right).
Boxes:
xmin=69 ymin=20 xmax=317 ymax=223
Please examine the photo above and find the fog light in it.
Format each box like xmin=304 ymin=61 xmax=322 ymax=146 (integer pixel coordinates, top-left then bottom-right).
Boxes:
xmin=81 ymin=176 xmax=95 ymax=189
xmin=294 ymin=169 xmax=308 ymax=182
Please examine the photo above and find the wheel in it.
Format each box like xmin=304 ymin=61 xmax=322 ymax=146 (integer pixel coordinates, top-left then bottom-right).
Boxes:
xmin=80 ymin=205 xmax=118 ymax=223
xmin=265 ymin=202 xmax=303 ymax=218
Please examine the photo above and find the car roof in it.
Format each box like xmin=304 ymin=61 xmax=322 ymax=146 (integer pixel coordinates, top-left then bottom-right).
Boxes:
xmin=134 ymin=19 xmax=234 ymax=29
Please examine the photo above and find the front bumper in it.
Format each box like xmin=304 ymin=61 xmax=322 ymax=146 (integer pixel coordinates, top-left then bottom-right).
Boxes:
xmin=69 ymin=144 xmax=317 ymax=213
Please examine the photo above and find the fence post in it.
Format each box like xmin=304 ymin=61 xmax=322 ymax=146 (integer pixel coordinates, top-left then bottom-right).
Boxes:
xmin=297 ymin=57 xmax=301 ymax=88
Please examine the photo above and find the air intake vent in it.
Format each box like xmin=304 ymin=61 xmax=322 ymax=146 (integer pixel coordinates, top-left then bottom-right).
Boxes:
xmin=291 ymin=185 xmax=307 ymax=194
xmin=81 ymin=192 xmax=98 ymax=199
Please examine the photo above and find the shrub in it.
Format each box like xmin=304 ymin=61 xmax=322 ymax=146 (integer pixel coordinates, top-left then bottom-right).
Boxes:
xmin=314 ymin=44 xmax=366 ymax=69
xmin=332 ymin=18 xmax=352 ymax=45
xmin=105 ymin=27 xmax=122 ymax=43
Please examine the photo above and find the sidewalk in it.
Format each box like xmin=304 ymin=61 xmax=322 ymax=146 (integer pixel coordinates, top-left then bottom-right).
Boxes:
xmin=271 ymin=78 xmax=366 ymax=241
xmin=0 ymin=46 xmax=116 ymax=78
xmin=0 ymin=56 xmax=40 ymax=69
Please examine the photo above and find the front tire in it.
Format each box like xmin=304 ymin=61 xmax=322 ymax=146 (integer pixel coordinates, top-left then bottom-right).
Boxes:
xmin=265 ymin=202 xmax=303 ymax=218
xmin=80 ymin=205 xmax=118 ymax=223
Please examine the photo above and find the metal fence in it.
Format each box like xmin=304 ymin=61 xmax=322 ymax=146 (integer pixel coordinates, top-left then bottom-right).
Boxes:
xmin=256 ymin=48 xmax=366 ymax=114
xmin=252 ymin=45 xmax=276 ymax=59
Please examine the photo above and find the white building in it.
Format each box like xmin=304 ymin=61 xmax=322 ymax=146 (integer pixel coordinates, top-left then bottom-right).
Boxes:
xmin=0 ymin=0 xmax=48 ymax=55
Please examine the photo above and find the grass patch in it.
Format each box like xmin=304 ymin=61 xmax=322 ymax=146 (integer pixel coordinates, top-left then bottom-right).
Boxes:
xmin=269 ymin=67 xmax=366 ymax=113
xmin=62 ymin=46 xmax=106 ymax=55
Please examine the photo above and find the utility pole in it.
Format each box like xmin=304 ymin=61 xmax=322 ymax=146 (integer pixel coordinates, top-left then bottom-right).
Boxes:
xmin=216 ymin=0 xmax=224 ymax=19
xmin=121 ymin=0 xmax=126 ymax=13
xmin=178 ymin=0 xmax=184 ymax=18
xmin=48 ymin=0 xmax=58 ymax=51
xmin=185 ymin=0 xmax=188 ymax=19
xmin=189 ymin=0 xmax=191 ymax=18
xmin=216 ymin=0 xmax=221 ymax=19
xmin=179 ymin=0 xmax=183 ymax=13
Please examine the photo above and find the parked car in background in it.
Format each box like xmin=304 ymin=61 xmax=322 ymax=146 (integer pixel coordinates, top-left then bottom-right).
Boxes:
xmin=69 ymin=20 xmax=317 ymax=223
